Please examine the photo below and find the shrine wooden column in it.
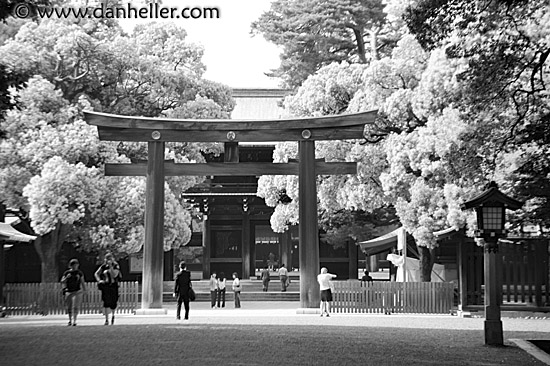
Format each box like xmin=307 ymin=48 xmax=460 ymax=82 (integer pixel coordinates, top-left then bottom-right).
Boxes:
xmin=141 ymin=141 xmax=165 ymax=310
xmin=202 ymin=217 xmax=211 ymax=279
xmin=242 ymin=212 xmax=250 ymax=279
xmin=299 ymin=140 xmax=320 ymax=308
xmin=457 ymin=236 xmax=469 ymax=312
xmin=348 ymin=240 xmax=358 ymax=280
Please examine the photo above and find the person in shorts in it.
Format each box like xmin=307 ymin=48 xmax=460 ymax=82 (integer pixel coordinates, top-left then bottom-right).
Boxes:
xmin=317 ymin=267 xmax=337 ymax=317
xmin=61 ymin=258 xmax=86 ymax=326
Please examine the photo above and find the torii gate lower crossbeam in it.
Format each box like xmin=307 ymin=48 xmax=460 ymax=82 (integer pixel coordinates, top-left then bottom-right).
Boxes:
xmin=84 ymin=110 xmax=376 ymax=312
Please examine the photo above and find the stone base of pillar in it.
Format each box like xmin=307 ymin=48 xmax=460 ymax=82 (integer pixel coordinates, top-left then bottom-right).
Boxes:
xmin=134 ymin=308 xmax=168 ymax=315
xmin=295 ymin=308 xmax=321 ymax=314
xmin=484 ymin=319 xmax=503 ymax=346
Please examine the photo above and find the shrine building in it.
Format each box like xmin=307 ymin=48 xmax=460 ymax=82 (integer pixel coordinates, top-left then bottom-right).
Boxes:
xmin=155 ymin=88 xmax=362 ymax=281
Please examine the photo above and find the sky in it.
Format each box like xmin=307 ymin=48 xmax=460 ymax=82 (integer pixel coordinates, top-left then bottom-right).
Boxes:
xmin=119 ymin=0 xmax=282 ymax=88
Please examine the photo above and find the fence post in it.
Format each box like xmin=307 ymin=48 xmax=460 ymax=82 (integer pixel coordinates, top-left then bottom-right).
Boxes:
xmin=134 ymin=281 xmax=139 ymax=314
xmin=532 ymin=240 xmax=543 ymax=307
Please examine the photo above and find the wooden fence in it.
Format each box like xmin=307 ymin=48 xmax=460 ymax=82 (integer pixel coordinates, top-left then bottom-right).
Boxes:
xmin=461 ymin=239 xmax=549 ymax=306
xmin=332 ymin=281 xmax=455 ymax=314
xmin=3 ymin=282 xmax=139 ymax=316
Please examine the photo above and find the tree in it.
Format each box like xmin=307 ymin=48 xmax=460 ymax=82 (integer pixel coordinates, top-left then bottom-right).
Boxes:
xmin=0 ymin=76 xmax=108 ymax=281
xmin=251 ymin=0 xmax=390 ymax=88
xmin=260 ymin=31 xmax=489 ymax=281
xmin=257 ymin=62 xmax=394 ymax=246
xmin=22 ymin=157 xmax=103 ymax=281
xmin=0 ymin=16 xmax=233 ymax=282
xmin=404 ymin=0 xmax=550 ymax=229
xmin=259 ymin=0 xmax=549 ymax=281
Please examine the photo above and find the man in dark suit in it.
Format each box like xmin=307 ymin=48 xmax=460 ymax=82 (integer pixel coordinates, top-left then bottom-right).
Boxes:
xmin=173 ymin=261 xmax=192 ymax=320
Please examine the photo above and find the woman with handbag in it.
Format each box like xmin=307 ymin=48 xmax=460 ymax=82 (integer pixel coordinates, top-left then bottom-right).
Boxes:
xmin=173 ymin=261 xmax=192 ymax=320
xmin=94 ymin=252 xmax=122 ymax=325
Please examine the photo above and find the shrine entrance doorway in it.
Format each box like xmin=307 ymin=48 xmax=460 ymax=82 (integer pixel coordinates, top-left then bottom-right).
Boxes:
xmin=84 ymin=110 xmax=376 ymax=310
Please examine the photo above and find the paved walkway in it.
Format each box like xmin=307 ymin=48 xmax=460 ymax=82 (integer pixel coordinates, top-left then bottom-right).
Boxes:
xmin=1 ymin=302 xmax=549 ymax=365
xmin=2 ymin=301 xmax=548 ymax=331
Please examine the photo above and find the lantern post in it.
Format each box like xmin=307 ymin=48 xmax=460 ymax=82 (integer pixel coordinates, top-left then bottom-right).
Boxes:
xmin=462 ymin=182 xmax=523 ymax=345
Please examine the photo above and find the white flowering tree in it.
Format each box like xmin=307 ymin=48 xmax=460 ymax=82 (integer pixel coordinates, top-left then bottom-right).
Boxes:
xmin=405 ymin=0 xmax=550 ymax=231
xmin=0 ymin=16 xmax=232 ymax=282
xmin=257 ymin=62 xmax=394 ymax=245
xmin=257 ymin=26 xmax=489 ymax=281
xmin=22 ymin=157 xmax=103 ymax=281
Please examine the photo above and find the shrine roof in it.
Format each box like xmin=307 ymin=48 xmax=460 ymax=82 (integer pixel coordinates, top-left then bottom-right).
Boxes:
xmin=0 ymin=222 xmax=36 ymax=243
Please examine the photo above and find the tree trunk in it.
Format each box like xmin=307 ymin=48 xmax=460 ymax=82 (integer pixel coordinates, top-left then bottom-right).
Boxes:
xmin=352 ymin=28 xmax=368 ymax=64
xmin=33 ymin=223 xmax=69 ymax=283
xmin=32 ymin=223 xmax=69 ymax=315
xmin=369 ymin=27 xmax=380 ymax=61
xmin=418 ymin=246 xmax=433 ymax=282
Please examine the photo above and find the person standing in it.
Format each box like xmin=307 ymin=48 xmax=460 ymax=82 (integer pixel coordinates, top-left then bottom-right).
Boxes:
xmin=317 ymin=267 xmax=337 ymax=317
xmin=217 ymin=272 xmax=226 ymax=308
xmin=278 ymin=263 xmax=288 ymax=292
xmin=260 ymin=265 xmax=270 ymax=292
xmin=209 ymin=272 xmax=218 ymax=308
xmin=60 ymin=258 xmax=86 ymax=326
xmin=232 ymin=272 xmax=241 ymax=308
xmin=173 ymin=261 xmax=192 ymax=320
xmin=94 ymin=252 xmax=122 ymax=325
xmin=268 ymin=252 xmax=275 ymax=271
xmin=361 ymin=269 xmax=373 ymax=284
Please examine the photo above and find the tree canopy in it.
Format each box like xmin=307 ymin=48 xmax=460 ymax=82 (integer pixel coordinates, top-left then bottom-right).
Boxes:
xmin=256 ymin=0 xmax=550 ymax=280
xmin=404 ymin=0 xmax=550 ymax=229
xmin=251 ymin=0 xmax=391 ymax=88
xmin=0 ymin=11 xmax=234 ymax=281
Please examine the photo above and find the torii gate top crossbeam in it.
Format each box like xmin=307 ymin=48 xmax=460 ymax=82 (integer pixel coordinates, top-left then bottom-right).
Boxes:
xmin=83 ymin=110 xmax=377 ymax=143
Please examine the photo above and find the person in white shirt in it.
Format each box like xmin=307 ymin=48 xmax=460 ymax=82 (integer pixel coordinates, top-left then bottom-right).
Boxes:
xmin=209 ymin=272 xmax=218 ymax=308
xmin=278 ymin=263 xmax=289 ymax=292
xmin=232 ymin=272 xmax=241 ymax=308
xmin=317 ymin=267 xmax=337 ymax=317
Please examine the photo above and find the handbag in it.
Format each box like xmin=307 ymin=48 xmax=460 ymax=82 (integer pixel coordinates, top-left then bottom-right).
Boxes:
xmin=188 ymin=287 xmax=196 ymax=301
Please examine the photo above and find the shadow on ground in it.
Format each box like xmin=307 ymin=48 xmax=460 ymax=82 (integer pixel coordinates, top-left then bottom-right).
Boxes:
xmin=0 ymin=323 xmax=547 ymax=366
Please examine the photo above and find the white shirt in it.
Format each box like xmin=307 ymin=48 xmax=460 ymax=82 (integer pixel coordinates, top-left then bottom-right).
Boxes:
xmin=232 ymin=278 xmax=240 ymax=291
xmin=317 ymin=273 xmax=336 ymax=291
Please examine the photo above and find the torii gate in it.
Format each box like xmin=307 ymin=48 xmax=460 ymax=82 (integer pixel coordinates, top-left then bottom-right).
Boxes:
xmin=84 ymin=110 xmax=376 ymax=312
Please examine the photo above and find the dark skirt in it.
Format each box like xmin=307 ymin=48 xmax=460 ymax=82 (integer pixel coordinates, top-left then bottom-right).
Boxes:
xmin=320 ymin=289 xmax=332 ymax=302
xmin=99 ymin=283 xmax=119 ymax=309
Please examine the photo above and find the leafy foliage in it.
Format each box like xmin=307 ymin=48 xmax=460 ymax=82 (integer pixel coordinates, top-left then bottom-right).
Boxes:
xmin=0 ymin=11 xmax=234 ymax=280
xmin=251 ymin=0 xmax=389 ymax=88
xmin=404 ymin=0 xmax=550 ymax=234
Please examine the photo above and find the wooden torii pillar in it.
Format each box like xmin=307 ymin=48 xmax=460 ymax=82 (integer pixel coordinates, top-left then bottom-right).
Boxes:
xmin=84 ymin=110 xmax=377 ymax=311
